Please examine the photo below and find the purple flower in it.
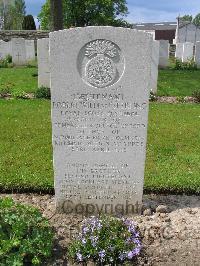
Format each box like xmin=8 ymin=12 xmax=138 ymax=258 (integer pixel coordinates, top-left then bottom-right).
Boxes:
xmin=132 ymin=247 xmax=141 ymax=256
xmin=82 ymin=226 xmax=89 ymax=234
xmin=127 ymin=247 xmax=141 ymax=259
xmin=98 ymin=250 xmax=106 ymax=261
xmin=119 ymin=253 xmax=126 ymax=261
xmin=127 ymin=250 xmax=135 ymax=259
xmin=76 ymin=252 xmax=83 ymax=262
xmin=90 ymin=236 xmax=98 ymax=247
xmin=81 ymin=238 xmax=86 ymax=244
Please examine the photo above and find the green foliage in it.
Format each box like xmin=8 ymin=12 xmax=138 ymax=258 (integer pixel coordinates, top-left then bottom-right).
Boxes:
xmin=149 ymin=91 xmax=158 ymax=102
xmin=12 ymin=89 xmax=29 ymax=99
xmin=192 ymin=89 xmax=200 ymax=102
xmin=0 ymin=86 xmax=12 ymax=97
xmin=0 ymin=59 xmax=8 ymax=68
xmin=174 ymin=58 xmax=197 ymax=70
xmin=179 ymin=15 xmax=193 ymax=22
xmin=0 ymin=55 xmax=13 ymax=68
xmin=176 ymin=96 xmax=186 ymax=103
xmin=69 ymin=216 xmax=141 ymax=265
xmin=22 ymin=14 xmax=36 ymax=30
xmin=5 ymin=54 xmax=12 ymax=63
xmin=38 ymin=0 xmax=130 ymax=30
xmin=1 ymin=0 xmax=26 ymax=30
xmin=35 ymin=86 xmax=51 ymax=99
xmin=193 ymin=13 xmax=200 ymax=26
xmin=0 ymin=197 xmax=54 ymax=265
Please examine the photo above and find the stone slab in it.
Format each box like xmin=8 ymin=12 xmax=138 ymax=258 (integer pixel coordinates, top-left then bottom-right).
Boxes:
xmin=182 ymin=42 xmax=194 ymax=62
xmin=50 ymin=27 xmax=153 ymax=215
xmin=0 ymin=40 xmax=11 ymax=59
xmin=37 ymin=38 xmax=50 ymax=88
xmin=25 ymin=40 xmax=35 ymax=61
xmin=195 ymin=42 xmax=200 ymax=68
xmin=159 ymin=40 xmax=169 ymax=68
xmin=11 ymin=38 xmax=26 ymax=65
xmin=175 ymin=43 xmax=184 ymax=60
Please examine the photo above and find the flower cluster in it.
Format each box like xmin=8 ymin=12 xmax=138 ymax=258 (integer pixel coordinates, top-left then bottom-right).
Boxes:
xmin=68 ymin=216 xmax=141 ymax=265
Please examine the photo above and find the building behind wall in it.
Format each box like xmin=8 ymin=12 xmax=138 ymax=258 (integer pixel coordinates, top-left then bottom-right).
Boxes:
xmin=132 ymin=22 xmax=177 ymax=43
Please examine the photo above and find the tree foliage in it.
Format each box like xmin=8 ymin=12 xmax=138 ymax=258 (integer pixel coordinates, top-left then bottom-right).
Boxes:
xmin=0 ymin=0 xmax=26 ymax=30
xmin=193 ymin=13 xmax=200 ymax=26
xmin=38 ymin=0 xmax=130 ymax=30
xmin=22 ymin=14 xmax=36 ymax=30
xmin=179 ymin=15 xmax=193 ymax=23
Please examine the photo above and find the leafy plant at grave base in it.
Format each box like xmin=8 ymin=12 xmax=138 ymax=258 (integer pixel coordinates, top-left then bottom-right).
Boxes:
xmin=68 ymin=216 xmax=142 ymax=265
xmin=174 ymin=58 xmax=197 ymax=70
xmin=176 ymin=96 xmax=186 ymax=103
xmin=5 ymin=54 xmax=12 ymax=64
xmin=192 ymin=89 xmax=200 ymax=103
xmin=32 ymin=73 xmax=38 ymax=77
xmin=0 ymin=197 xmax=54 ymax=265
xmin=35 ymin=86 xmax=51 ymax=99
xmin=0 ymin=85 xmax=12 ymax=97
xmin=0 ymin=59 xmax=8 ymax=68
xmin=0 ymin=54 xmax=13 ymax=68
xmin=149 ymin=90 xmax=158 ymax=102
xmin=12 ymin=89 xmax=29 ymax=99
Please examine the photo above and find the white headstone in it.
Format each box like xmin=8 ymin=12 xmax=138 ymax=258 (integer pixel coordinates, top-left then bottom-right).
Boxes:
xmin=37 ymin=38 xmax=50 ymax=88
xmin=11 ymin=38 xmax=26 ymax=65
xmin=159 ymin=40 xmax=169 ymax=68
xmin=0 ymin=40 xmax=11 ymax=60
xmin=25 ymin=40 xmax=35 ymax=61
xmin=150 ymin=40 xmax=160 ymax=93
xmin=195 ymin=42 xmax=200 ymax=68
xmin=182 ymin=42 xmax=194 ymax=62
xmin=50 ymin=27 xmax=153 ymax=215
xmin=175 ymin=43 xmax=184 ymax=60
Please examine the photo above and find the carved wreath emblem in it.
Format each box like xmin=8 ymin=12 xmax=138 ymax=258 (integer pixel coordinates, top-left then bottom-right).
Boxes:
xmin=85 ymin=40 xmax=117 ymax=88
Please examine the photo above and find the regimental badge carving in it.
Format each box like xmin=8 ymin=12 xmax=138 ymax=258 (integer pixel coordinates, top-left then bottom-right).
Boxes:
xmin=77 ymin=39 xmax=125 ymax=88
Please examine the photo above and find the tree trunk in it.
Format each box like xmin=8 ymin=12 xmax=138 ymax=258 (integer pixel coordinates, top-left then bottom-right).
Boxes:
xmin=50 ymin=0 xmax=63 ymax=31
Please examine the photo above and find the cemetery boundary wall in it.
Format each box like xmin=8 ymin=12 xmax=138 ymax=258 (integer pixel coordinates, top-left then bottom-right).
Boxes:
xmin=0 ymin=30 xmax=49 ymax=42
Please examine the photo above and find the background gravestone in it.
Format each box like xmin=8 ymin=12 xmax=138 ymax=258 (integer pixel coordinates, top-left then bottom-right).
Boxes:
xmin=159 ymin=40 xmax=169 ymax=68
xmin=50 ymin=27 xmax=153 ymax=215
xmin=175 ymin=43 xmax=184 ymax=60
xmin=11 ymin=38 xmax=26 ymax=65
xmin=25 ymin=40 xmax=35 ymax=62
xmin=195 ymin=42 xmax=200 ymax=68
xmin=182 ymin=42 xmax=194 ymax=62
xmin=150 ymin=40 xmax=160 ymax=93
xmin=0 ymin=40 xmax=11 ymax=60
xmin=37 ymin=38 xmax=50 ymax=88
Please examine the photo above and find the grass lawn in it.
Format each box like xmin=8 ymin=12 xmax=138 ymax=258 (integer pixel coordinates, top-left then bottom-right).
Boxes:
xmin=0 ymin=100 xmax=199 ymax=194
xmin=1 ymin=66 xmax=200 ymax=97
xmin=0 ymin=67 xmax=38 ymax=94
xmin=158 ymin=69 xmax=200 ymax=96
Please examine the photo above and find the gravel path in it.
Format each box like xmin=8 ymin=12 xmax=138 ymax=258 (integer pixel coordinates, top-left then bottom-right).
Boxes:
xmin=0 ymin=193 xmax=199 ymax=265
